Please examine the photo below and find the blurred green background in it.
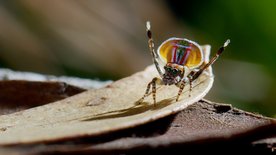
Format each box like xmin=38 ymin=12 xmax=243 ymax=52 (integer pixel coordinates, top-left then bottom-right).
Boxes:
xmin=0 ymin=0 xmax=275 ymax=117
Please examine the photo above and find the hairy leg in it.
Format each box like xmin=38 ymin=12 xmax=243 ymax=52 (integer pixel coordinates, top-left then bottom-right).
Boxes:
xmin=176 ymin=40 xmax=230 ymax=101
xmin=176 ymin=79 xmax=186 ymax=101
xmin=188 ymin=75 xmax=193 ymax=97
xmin=139 ymin=77 xmax=162 ymax=105
xmin=189 ymin=39 xmax=230 ymax=81
xmin=146 ymin=21 xmax=163 ymax=77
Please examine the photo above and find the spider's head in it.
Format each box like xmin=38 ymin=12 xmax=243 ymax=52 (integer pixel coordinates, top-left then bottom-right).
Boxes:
xmin=163 ymin=63 xmax=184 ymax=85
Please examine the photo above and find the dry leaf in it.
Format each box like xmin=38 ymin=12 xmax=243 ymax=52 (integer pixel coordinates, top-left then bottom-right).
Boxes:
xmin=0 ymin=46 xmax=214 ymax=145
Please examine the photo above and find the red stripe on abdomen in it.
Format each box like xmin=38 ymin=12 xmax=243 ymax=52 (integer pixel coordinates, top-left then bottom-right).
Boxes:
xmin=172 ymin=46 xmax=177 ymax=63
xmin=179 ymin=45 xmax=192 ymax=65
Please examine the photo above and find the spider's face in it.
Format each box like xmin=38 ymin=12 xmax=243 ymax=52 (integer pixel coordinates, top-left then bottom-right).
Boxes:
xmin=163 ymin=64 xmax=184 ymax=85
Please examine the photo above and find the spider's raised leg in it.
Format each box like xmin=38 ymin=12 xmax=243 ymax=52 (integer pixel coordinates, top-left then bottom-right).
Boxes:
xmin=176 ymin=39 xmax=230 ymax=101
xmin=139 ymin=77 xmax=163 ymax=105
xmin=189 ymin=39 xmax=230 ymax=81
xmin=146 ymin=21 xmax=163 ymax=77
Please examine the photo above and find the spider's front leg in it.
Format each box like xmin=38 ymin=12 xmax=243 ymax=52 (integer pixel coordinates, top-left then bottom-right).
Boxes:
xmin=176 ymin=80 xmax=185 ymax=102
xmin=176 ymin=76 xmax=193 ymax=101
xmin=139 ymin=77 xmax=163 ymax=105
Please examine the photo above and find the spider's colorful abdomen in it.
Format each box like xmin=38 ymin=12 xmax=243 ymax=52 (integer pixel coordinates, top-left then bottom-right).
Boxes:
xmin=157 ymin=38 xmax=203 ymax=68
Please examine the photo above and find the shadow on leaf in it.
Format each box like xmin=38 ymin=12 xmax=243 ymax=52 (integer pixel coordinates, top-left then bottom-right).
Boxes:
xmin=81 ymin=98 xmax=175 ymax=121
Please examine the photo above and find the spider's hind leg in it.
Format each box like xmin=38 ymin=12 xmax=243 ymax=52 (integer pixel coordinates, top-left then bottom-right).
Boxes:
xmin=146 ymin=21 xmax=163 ymax=77
xmin=139 ymin=77 xmax=163 ymax=106
xmin=189 ymin=39 xmax=230 ymax=81
xmin=175 ymin=40 xmax=230 ymax=101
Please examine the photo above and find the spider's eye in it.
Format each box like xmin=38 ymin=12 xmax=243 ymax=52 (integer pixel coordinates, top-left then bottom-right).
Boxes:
xmin=173 ymin=69 xmax=177 ymax=74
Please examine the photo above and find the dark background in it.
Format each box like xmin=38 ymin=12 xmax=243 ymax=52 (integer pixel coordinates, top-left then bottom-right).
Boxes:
xmin=0 ymin=0 xmax=275 ymax=117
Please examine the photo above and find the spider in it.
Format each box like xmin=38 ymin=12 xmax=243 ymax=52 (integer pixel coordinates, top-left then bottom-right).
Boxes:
xmin=139 ymin=21 xmax=230 ymax=105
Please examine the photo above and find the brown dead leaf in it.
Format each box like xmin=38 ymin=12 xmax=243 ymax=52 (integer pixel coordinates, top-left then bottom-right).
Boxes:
xmin=0 ymin=45 xmax=215 ymax=145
